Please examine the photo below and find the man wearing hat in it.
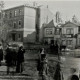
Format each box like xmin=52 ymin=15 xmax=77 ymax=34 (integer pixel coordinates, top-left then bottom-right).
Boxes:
xmin=16 ymin=45 xmax=25 ymax=73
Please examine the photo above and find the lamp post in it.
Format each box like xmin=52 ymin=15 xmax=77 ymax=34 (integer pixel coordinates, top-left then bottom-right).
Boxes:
xmin=57 ymin=41 xmax=61 ymax=80
xmin=55 ymin=33 xmax=62 ymax=80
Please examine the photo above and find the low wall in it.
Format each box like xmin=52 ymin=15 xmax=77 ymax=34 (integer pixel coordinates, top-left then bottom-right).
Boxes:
xmin=24 ymin=43 xmax=50 ymax=50
xmin=61 ymin=49 xmax=80 ymax=57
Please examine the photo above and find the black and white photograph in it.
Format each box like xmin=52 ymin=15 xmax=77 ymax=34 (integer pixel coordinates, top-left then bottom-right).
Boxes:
xmin=0 ymin=0 xmax=80 ymax=80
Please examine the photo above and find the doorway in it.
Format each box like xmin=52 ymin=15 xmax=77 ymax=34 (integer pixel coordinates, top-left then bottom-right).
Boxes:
xmin=12 ymin=33 xmax=16 ymax=41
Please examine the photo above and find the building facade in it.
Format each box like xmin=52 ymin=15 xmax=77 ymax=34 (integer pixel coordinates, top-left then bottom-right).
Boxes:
xmin=39 ymin=6 xmax=54 ymax=42
xmin=3 ymin=5 xmax=36 ymax=43
xmin=61 ymin=21 xmax=78 ymax=49
xmin=0 ymin=4 xmax=53 ymax=43
xmin=43 ymin=20 xmax=55 ymax=44
xmin=42 ymin=20 xmax=62 ymax=44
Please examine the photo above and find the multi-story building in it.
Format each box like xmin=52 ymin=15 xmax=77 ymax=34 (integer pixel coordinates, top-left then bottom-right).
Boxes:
xmin=0 ymin=4 xmax=53 ymax=43
xmin=61 ymin=21 xmax=78 ymax=49
xmin=3 ymin=5 xmax=36 ymax=43
xmin=76 ymin=26 xmax=80 ymax=47
xmin=42 ymin=20 xmax=62 ymax=44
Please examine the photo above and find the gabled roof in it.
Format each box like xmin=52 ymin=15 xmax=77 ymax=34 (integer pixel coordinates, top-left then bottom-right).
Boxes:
xmin=44 ymin=20 xmax=55 ymax=28
xmin=61 ymin=21 xmax=79 ymax=27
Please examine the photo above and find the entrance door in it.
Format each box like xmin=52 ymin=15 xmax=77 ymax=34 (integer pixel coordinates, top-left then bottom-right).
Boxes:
xmin=12 ymin=33 xmax=16 ymax=41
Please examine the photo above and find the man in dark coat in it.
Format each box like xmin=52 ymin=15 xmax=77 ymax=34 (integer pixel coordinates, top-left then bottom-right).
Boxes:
xmin=5 ymin=45 xmax=13 ymax=74
xmin=12 ymin=48 xmax=17 ymax=66
xmin=0 ymin=44 xmax=3 ymax=66
xmin=16 ymin=46 xmax=25 ymax=73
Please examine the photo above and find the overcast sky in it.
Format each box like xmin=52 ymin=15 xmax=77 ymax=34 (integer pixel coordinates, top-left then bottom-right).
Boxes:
xmin=2 ymin=0 xmax=80 ymax=22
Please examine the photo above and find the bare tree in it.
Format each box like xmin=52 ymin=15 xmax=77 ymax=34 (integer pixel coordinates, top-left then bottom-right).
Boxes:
xmin=0 ymin=23 xmax=11 ymax=42
xmin=0 ymin=1 xmax=11 ymax=45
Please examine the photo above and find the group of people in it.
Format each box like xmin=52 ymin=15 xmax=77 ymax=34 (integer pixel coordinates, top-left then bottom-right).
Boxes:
xmin=50 ymin=40 xmax=59 ymax=55
xmin=0 ymin=44 xmax=25 ymax=74
xmin=50 ymin=40 xmax=66 ymax=55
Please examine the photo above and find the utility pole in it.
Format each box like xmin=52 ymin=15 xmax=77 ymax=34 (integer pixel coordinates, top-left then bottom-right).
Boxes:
xmin=54 ymin=39 xmax=62 ymax=80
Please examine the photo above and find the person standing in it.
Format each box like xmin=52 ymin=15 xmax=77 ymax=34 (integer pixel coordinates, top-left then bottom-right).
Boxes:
xmin=12 ymin=48 xmax=17 ymax=67
xmin=38 ymin=48 xmax=48 ymax=75
xmin=16 ymin=45 xmax=25 ymax=73
xmin=0 ymin=44 xmax=3 ymax=66
xmin=5 ymin=44 xmax=13 ymax=74
xmin=54 ymin=41 xmax=58 ymax=55
xmin=37 ymin=48 xmax=48 ymax=80
xmin=50 ymin=40 xmax=55 ymax=54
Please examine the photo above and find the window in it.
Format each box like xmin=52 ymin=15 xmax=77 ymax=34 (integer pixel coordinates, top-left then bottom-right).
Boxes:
xmin=0 ymin=13 xmax=1 ymax=19
xmin=46 ymin=29 xmax=53 ymax=35
xmin=9 ymin=22 xmax=11 ymax=26
xmin=18 ymin=34 xmax=21 ymax=41
xmin=14 ymin=10 xmax=17 ymax=16
xmin=5 ymin=13 xmax=7 ymax=18
xmin=12 ymin=33 xmax=16 ymax=41
xmin=78 ymin=26 xmax=80 ymax=33
xmin=19 ymin=9 xmax=22 ymax=15
xmin=18 ymin=20 xmax=21 ymax=26
xmin=56 ymin=28 xmax=60 ymax=34
xmin=79 ymin=38 xmax=80 ymax=45
xmin=9 ymin=11 xmax=12 ymax=18
xmin=67 ymin=40 xmax=72 ymax=45
xmin=18 ymin=34 xmax=21 ymax=38
xmin=66 ymin=28 xmax=73 ymax=34
xmin=13 ymin=22 xmax=16 ymax=28
xmin=18 ymin=20 xmax=22 ymax=28
xmin=0 ymin=23 xmax=1 ymax=26
xmin=3 ymin=12 xmax=5 ymax=18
